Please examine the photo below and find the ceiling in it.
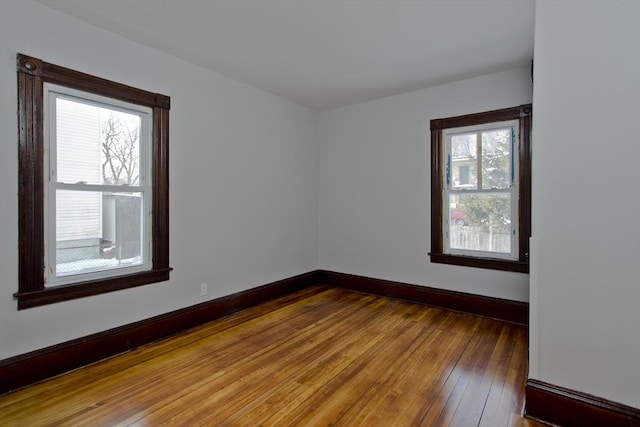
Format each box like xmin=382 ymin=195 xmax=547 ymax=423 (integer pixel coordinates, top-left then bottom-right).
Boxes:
xmin=37 ymin=0 xmax=535 ymax=111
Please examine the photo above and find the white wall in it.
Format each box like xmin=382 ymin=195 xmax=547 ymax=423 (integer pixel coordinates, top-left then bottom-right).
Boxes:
xmin=318 ymin=68 xmax=532 ymax=302
xmin=530 ymin=0 xmax=640 ymax=407
xmin=0 ymin=0 xmax=319 ymax=360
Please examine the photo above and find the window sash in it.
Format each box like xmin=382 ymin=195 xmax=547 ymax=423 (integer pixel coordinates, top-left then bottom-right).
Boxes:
xmin=43 ymin=84 xmax=153 ymax=286
xmin=442 ymin=120 xmax=519 ymax=260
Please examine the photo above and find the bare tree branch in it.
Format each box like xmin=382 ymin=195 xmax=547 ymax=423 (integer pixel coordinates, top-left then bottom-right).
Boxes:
xmin=101 ymin=113 xmax=139 ymax=185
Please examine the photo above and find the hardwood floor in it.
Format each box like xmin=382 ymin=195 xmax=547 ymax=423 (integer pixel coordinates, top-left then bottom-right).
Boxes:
xmin=0 ymin=286 xmax=544 ymax=426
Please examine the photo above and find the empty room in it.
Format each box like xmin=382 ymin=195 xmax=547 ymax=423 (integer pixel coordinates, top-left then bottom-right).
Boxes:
xmin=0 ymin=0 xmax=638 ymax=426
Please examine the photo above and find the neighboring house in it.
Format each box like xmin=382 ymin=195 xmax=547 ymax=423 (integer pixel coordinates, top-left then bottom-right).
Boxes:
xmin=55 ymin=99 xmax=103 ymax=263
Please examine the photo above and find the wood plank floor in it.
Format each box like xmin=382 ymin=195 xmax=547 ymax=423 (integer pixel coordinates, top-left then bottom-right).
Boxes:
xmin=0 ymin=286 xmax=544 ymax=426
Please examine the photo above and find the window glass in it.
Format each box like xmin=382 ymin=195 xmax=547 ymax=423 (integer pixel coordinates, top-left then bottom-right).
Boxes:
xmin=451 ymin=133 xmax=477 ymax=190
xmin=481 ymin=128 xmax=511 ymax=190
xmin=449 ymin=193 xmax=512 ymax=254
xmin=55 ymin=190 xmax=145 ymax=279
xmin=55 ymin=96 xmax=143 ymax=186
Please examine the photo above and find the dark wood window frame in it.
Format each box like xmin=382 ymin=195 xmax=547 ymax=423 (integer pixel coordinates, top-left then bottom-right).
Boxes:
xmin=15 ymin=53 xmax=171 ymax=309
xmin=430 ymin=104 xmax=531 ymax=273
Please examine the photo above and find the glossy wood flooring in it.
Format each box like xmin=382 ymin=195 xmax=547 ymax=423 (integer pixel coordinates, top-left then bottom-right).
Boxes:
xmin=0 ymin=286 xmax=544 ymax=426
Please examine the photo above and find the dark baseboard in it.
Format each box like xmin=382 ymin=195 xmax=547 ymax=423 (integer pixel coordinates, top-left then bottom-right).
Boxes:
xmin=6 ymin=269 xmax=637 ymax=426
xmin=317 ymin=270 xmax=528 ymax=325
xmin=525 ymin=379 xmax=640 ymax=427
xmin=0 ymin=271 xmax=316 ymax=396
xmin=0 ymin=269 xmax=529 ymax=396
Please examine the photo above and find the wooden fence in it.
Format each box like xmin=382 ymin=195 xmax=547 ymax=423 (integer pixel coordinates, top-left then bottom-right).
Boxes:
xmin=450 ymin=226 xmax=511 ymax=253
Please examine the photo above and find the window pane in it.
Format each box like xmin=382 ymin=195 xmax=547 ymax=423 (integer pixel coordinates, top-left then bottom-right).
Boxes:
xmin=449 ymin=193 xmax=511 ymax=254
xmin=481 ymin=128 xmax=511 ymax=189
xmin=56 ymin=98 xmax=141 ymax=186
xmin=451 ymin=133 xmax=477 ymax=189
xmin=56 ymin=190 xmax=144 ymax=277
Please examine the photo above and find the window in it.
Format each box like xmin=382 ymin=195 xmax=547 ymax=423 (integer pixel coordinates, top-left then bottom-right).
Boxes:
xmin=15 ymin=54 xmax=171 ymax=309
xmin=430 ymin=105 xmax=531 ymax=273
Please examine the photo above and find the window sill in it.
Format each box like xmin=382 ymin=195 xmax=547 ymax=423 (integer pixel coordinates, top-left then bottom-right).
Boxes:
xmin=14 ymin=268 xmax=172 ymax=310
xmin=429 ymin=253 xmax=528 ymax=273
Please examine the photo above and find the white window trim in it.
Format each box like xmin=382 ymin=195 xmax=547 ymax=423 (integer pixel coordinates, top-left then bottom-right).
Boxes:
xmin=43 ymin=83 xmax=153 ymax=287
xmin=442 ymin=119 xmax=519 ymax=260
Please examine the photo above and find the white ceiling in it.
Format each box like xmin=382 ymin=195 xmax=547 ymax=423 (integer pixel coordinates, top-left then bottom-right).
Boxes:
xmin=37 ymin=0 xmax=535 ymax=111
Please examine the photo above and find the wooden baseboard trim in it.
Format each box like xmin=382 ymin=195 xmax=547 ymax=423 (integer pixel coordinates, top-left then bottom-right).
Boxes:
xmin=0 ymin=271 xmax=316 ymax=395
xmin=525 ymin=379 xmax=640 ymax=426
xmin=317 ymin=270 xmax=528 ymax=325
xmin=0 ymin=269 xmax=529 ymax=395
